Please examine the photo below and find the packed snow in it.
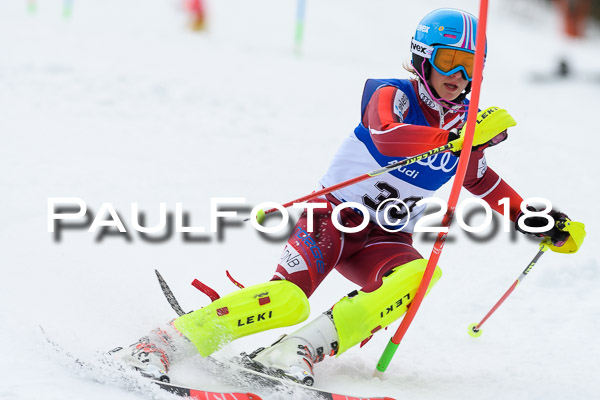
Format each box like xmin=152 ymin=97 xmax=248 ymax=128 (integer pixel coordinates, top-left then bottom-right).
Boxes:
xmin=1 ymin=0 xmax=599 ymax=399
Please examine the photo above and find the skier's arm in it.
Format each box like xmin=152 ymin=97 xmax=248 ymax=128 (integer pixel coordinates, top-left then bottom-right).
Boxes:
xmin=464 ymin=151 xmax=586 ymax=252
xmin=364 ymin=86 xmax=452 ymax=157
xmin=463 ymin=150 xmax=523 ymax=221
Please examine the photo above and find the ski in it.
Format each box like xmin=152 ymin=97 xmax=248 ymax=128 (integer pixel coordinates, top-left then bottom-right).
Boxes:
xmin=155 ymin=375 xmax=394 ymax=400
xmin=192 ymin=353 xmax=396 ymax=400
xmin=231 ymin=366 xmax=395 ymax=400
xmin=42 ymin=327 xmax=393 ymax=400
xmin=153 ymin=380 xmax=262 ymax=400
xmin=41 ymin=327 xmax=263 ymax=400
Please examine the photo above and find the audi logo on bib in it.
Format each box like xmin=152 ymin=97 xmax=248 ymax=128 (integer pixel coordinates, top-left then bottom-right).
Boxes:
xmin=416 ymin=152 xmax=458 ymax=172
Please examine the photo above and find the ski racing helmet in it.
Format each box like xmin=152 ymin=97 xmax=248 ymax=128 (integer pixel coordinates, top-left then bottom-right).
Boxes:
xmin=410 ymin=8 xmax=486 ymax=101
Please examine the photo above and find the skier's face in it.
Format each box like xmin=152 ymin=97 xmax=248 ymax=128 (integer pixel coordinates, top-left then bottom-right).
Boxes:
xmin=428 ymin=69 xmax=469 ymax=102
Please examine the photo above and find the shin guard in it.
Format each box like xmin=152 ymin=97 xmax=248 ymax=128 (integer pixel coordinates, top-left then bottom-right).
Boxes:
xmin=331 ymin=259 xmax=442 ymax=354
xmin=173 ymin=280 xmax=310 ymax=356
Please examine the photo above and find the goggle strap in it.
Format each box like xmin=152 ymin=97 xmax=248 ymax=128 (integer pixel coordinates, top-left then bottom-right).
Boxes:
xmin=410 ymin=38 xmax=434 ymax=59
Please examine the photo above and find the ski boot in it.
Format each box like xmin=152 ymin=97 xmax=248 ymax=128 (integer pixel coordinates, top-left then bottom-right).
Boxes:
xmin=242 ymin=312 xmax=339 ymax=386
xmin=109 ymin=337 xmax=171 ymax=382
xmin=110 ymin=321 xmax=200 ymax=383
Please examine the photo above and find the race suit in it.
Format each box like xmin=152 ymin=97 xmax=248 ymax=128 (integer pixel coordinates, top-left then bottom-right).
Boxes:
xmin=272 ymin=78 xmax=523 ymax=296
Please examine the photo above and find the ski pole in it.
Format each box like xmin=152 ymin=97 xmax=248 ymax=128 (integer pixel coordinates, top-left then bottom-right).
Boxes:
xmin=374 ymin=0 xmax=489 ymax=376
xmin=468 ymin=239 xmax=550 ymax=337
xmin=246 ymin=142 xmax=455 ymax=222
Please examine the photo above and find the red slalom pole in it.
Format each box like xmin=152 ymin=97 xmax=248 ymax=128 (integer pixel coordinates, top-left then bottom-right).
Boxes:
xmin=375 ymin=1 xmax=490 ymax=375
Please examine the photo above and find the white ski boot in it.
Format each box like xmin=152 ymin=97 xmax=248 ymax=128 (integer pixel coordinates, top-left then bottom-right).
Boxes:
xmin=110 ymin=338 xmax=171 ymax=382
xmin=246 ymin=312 xmax=339 ymax=386
xmin=109 ymin=323 xmax=196 ymax=383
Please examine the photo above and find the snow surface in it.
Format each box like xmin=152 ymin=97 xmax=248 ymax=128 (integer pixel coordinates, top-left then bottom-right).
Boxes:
xmin=1 ymin=0 xmax=599 ymax=399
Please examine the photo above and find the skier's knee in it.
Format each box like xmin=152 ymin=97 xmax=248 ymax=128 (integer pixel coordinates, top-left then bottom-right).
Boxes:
xmin=173 ymin=280 xmax=310 ymax=356
xmin=331 ymin=259 xmax=442 ymax=354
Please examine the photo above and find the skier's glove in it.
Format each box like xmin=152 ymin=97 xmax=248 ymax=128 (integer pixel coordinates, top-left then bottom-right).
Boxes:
xmin=448 ymin=129 xmax=508 ymax=155
xmin=515 ymin=207 xmax=586 ymax=254
xmin=515 ymin=207 xmax=569 ymax=245
xmin=448 ymin=107 xmax=516 ymax=153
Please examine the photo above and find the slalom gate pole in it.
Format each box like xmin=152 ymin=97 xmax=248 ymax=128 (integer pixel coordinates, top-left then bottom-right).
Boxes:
xmin=28 ymin=0 xmax=36 ymax=14
xmin=294 ymin=0 xmax=307 ymax=54
xmin=63 ymin=0 xmax=74 ymax=19
xmin=374 ymin=0 xmax=490 ymax=376
xmin=245 ymin=142 xmax=455 ymax=221
xmin=468 ymin=240 xmax=550 ymax=337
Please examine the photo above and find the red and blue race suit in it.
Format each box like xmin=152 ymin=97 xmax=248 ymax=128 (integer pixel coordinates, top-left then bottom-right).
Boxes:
xmin=272 ymin=78 xmax=523 ymax=296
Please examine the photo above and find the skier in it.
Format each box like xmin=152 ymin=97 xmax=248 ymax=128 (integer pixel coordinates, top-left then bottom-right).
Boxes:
xmin=112 ymin=8 xmax=585 ymax=386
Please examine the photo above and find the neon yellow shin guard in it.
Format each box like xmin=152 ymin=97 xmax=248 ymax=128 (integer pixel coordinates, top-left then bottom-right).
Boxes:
xmin=331 ymin=259 xmax=442 ymax=354
xmin=173 ymin=280 xmax=310 ymax=356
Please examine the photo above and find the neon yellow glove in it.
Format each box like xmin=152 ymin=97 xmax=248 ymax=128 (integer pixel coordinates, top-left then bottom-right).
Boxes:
xmin=548 ymin=219 xmax=586 ymax=254
xmin=515 ymin=208 xmax=586 ymax=254
xmin=449 ymin=107 xmax=517 ymax=152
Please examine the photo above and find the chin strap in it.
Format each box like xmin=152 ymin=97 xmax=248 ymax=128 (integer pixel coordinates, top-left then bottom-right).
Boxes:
xmin=414 ymin=58 xmax=471 ymax=111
